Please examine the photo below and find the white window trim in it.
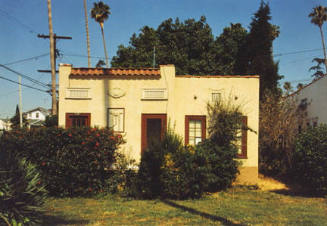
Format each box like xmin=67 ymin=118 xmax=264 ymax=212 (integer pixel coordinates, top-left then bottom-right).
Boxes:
xmin=141 ymin=88 xmax=168 ymax=100
xmin=66 ymin=88 xmax=91 ymax=99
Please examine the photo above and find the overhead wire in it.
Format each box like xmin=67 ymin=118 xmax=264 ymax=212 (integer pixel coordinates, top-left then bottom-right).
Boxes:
xmin=3 ymin=53 xmax=49 ymax=66
xmin=0 ymin=8 xmax=38 ymax=35
xmin=0 ymin=75 xmax=48 ymax=93
xmin=0 ymin=64 xmax=49 ymax=89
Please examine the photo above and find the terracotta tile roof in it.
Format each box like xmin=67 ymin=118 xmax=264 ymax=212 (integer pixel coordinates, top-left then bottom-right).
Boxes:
xmin=176 ymin=75 xmax=259 ymax=78
xmin=70 ymin=67 xmax=160 ymax=77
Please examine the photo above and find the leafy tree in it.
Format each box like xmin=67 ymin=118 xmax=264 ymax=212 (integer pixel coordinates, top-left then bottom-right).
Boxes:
xmin=10 ymin=105 xmax=26 ymax=129
xmin=96 ymin=59 xmax=106 ymax=68
xmin=309 ymin=5 xmax=327 ymax=73
xmin=310 ymin=57 xmax=326 ymax=79
xmin=283 ymin=82 xmax=293 ymax=95
xmin=236 ymin=1 xmax=281 ymax=98
xmin=91 ymin=1 xmax=111 ymax=68
xmin=112 ymin=17 xmax=247 ymax=75
xmin=214 ymin=23 xmax=248 ymax=74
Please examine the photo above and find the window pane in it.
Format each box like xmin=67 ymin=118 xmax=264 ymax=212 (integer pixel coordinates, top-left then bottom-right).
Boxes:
xmin=189 ymin=119 xmax=202 ymax=145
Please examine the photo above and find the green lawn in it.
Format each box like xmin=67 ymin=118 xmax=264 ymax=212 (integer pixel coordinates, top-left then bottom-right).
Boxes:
xmin=43 ymin=187 xmax=327 ymax=225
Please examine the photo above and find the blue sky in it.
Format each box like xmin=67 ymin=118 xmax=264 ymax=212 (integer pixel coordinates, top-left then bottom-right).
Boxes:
xmin=0 ymin=0 xmax=326 ymax=118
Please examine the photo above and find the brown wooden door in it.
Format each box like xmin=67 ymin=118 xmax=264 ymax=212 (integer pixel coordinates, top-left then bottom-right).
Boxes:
xmin=141 ymin=114 xmax=167 ymax=153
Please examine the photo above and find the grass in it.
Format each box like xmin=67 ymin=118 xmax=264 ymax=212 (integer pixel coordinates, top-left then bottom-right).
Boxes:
xmin=43 ymin=186 xmax=327 ymax=226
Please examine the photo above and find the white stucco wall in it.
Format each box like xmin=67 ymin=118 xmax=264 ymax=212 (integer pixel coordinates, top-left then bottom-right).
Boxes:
xmin=293 ymin=76 xmax=327 ymax=126
xmin=59 ymin=64 xmax=260 ymax=183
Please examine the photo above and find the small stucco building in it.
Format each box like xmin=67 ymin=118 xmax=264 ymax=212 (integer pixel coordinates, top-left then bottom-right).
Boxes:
xmin=290 ymin=76 xmax=327 ymax=129
xmin=58 ymin=64 xmax=259 ymax=183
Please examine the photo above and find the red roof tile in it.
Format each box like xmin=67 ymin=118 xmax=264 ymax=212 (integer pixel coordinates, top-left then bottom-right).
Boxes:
xmin=70 ymin=67 xmax=160 ymax=77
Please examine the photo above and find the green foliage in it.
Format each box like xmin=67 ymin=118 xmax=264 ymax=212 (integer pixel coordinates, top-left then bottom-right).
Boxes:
xmin=44 ymin=115 xmax=58 ymax=127
xmin=259 ymin=92 xmax=300 ymax=176
xmin=235 ymin=1 xmax=281 ymax=98
xmin=292 ymin=125 xmax=327 ymax=194
xmin=136 ymin=131 xmax=208 ymax=199
xmin=10 ymin=105 xmax=27 ymax=129
xmin=135 ymin=129 xmax=239 ymax=199
xmin=196 ymin=140 xmax=240 ymax=192
xmin=207 ymin=97 xmax=246 ymax=146
xmin=0 ymin=127 xmax=124 ymax=197
xmin=111 ymin=17 xmax=247 ymax=75
xmin=0 ymin=148 xmax=47 ymax=225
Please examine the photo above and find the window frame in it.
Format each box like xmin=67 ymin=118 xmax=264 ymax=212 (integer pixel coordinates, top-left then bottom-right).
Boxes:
xmin=107 ymin=108 xmax=125 ymax=133
xmin=65 ymin=113 xmax=91 ymax=128
xmin=237 ymin=116 xmax=248 ymax=159
xmin=185 ymin=115 xmax=206 ymax=145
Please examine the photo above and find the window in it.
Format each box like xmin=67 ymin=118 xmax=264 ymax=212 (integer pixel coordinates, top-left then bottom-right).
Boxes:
xmin=66 ymin=113 xmax=91 ymax=128
xmin=212 ymin=92 xmax=221 ymax=102
xmin=36 ymin=112 xmax=39 ymax=118
xmin=185 ymin=116 xmax=206 ymax=145
xmin=108 ymin=108 xmax=124 ymax=132
xmin=142 ymin=88 xmax=167 ymax=100
xmin=237 ymin=116 xmax=248 ymax=158
xmin=66 ymin=88 xmax=90 ymax=99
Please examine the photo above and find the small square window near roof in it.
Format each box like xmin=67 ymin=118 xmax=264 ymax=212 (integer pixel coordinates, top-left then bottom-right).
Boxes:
xmin=212 ymin=92 xmax=221 ymax=102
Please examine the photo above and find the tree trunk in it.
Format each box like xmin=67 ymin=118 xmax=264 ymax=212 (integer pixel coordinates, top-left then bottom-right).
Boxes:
xmin=83 ymin=0 xmax=91 ymax=67
xmin=319 ymin=26 xmax=327 ymax=73
xmin=100 ymin=25 xmax=109 ymax=68
xmin=47 ymin=0 xmax=57 ymax=115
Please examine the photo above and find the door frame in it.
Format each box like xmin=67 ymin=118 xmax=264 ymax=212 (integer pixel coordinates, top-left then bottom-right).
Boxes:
xmin=141 ymin=114 xmax=167 ymax=154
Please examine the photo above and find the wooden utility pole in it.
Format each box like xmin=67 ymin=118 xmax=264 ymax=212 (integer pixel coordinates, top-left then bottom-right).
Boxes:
xmin=47 ymin=0 xmax=57 ymax=115
xmin=18 ymin=75 xmax=22 ymax=128
xmin=37 ymin=31 xmax=71 ymax=115
xmin=84 ymin=0 xmax=91 ymax=67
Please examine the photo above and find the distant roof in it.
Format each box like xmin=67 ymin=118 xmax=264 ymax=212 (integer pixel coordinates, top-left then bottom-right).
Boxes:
xmin=70 ymin=67 xmax=161 ymax=77
xmin=25 ymin=107 xmax=50 ymax=114
xmin=287 ymin=76 xmax=325 ymax=97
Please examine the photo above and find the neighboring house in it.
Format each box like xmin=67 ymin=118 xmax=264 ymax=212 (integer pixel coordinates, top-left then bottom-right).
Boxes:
xmin=58 ymin=64 xmax=259 ymax=184
xmin=24 ymin=107 xmax=50 ymax=128
xmin=0 ymin=119 xmax=11 ymax=131
xmin=25 ymin=107 xmax=50 ymax=121
xmin=289 ymin=76 xmax=327 ymax=130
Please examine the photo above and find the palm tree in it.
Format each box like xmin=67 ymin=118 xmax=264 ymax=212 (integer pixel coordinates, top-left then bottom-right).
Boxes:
xmin=309 ymin=5 xmax=327 ymax=73
xmin=83 ymin=0 xmax=91 ymax=67
xmin=91 ymin=1 xmax=110 ymax=68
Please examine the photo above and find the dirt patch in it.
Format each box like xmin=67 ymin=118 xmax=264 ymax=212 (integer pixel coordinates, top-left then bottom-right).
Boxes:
xmin=258 ymin=175 xmax=289 ymax=191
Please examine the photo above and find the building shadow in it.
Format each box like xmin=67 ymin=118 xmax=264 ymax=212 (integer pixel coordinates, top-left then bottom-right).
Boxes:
xmin=266 ymin=175 xmax=324 ymax=198
xmin=42 ymin=215 xmax=89 ymax=225
xmin=161 ymin=199 xmax=245 ymax=226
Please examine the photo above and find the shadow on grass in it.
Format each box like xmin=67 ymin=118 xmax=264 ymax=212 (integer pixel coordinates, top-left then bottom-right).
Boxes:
xmin=264 ymin=175 xmax=324 ymax=198
xmin=271 ymin=188 xmax=324 ymax=198
xmin=42 ymin=215 xmax=89 ymax=225
xmin=161 ymin=199 xmax=245 ymax=226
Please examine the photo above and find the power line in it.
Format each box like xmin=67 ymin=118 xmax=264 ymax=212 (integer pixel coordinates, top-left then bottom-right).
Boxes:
xmin=0 ymin=8 xmax=38 ymax=35
xmin=0 ymin=75 xmax=48 ymax=93
xmin=0 ymin=64 xmax=49 ymax=88
xmin=63 ymin=53 xmax=110 ymax=60
xmin=274 ymin=48 xmax=325 ymax=57
xmin=3 ymin=53 xmax=49 ymax=66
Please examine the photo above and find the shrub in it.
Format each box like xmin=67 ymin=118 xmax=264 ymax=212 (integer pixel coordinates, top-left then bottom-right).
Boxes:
xmin=135 ymin=129 xmax=240 ymax=199
xmin=196 ymin=140 xmax=240 ymax=192
xmin=44 ymin=115 xmax=58 ymax=127
xmin=292 ymin=125 xmax=327 ymax=194
xmin=0 ymin=127 xmax=124 ymax=197
xmin=259 ymin=91 xmax=305 ymax=176
xmin=136 ymin=131 xmax=207 ymax=199
xmin=0 ymin=148 xmax=47 ymax=225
